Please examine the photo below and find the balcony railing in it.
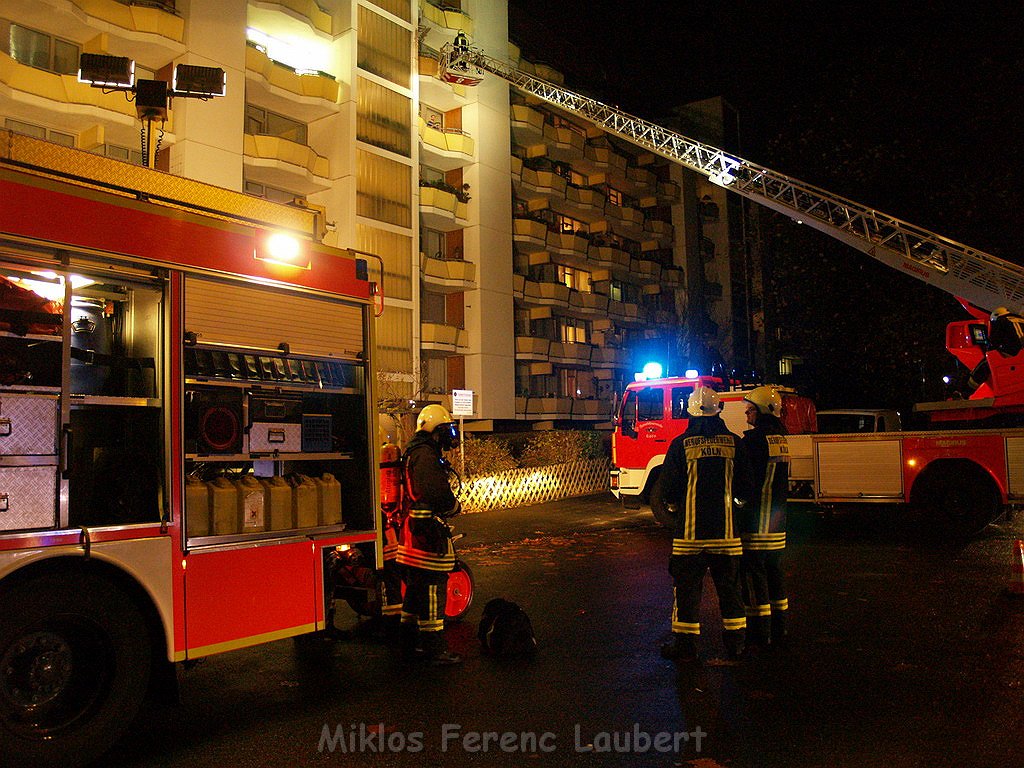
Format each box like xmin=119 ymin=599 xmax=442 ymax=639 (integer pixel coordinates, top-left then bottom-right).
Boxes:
xmin=245 ymin=45 xmax=339 ymax=103
xmin=243 ymin=134 xmax=329 ymax=177
xmin=420 ymin=0 xmax=474 ymax=33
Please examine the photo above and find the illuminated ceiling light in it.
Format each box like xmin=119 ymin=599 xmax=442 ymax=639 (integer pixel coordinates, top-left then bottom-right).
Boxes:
xmin=172 ymin=64 xmax=227 ymax=98
xmin=255 ymin=232 xmax=310 ymax=269
xmin=78 ymin=53 xmax=134 ymax=89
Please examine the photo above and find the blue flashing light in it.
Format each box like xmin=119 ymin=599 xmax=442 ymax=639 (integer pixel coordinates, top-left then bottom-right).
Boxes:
xmin=642 ymin=361 xmax=663 ymax=380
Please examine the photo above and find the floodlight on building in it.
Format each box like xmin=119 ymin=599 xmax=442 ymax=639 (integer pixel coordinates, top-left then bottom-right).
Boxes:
xmin=78 ymin=53 xmax=134 ymax=89
xmin=172 ymin=64 xmax=227 ymax=98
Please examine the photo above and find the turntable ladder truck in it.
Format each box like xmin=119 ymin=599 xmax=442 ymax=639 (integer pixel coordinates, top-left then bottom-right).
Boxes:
xmin=440 ymin=43 xmax=1024 ymax=535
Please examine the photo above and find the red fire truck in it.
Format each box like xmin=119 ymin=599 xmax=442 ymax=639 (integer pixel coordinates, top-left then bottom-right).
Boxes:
xmin=0 ymin=132 xmax=381 ymax=766
xmin=437 ymin=40 xmax=1024 ymax=540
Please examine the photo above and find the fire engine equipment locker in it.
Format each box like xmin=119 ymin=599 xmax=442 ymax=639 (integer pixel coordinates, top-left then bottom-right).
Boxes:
xmin=210 ymin=476 xmax=239 ymax=535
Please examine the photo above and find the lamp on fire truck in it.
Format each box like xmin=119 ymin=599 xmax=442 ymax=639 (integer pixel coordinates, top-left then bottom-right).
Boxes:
xmin=254 ymin=231 xmax=310 ymax=270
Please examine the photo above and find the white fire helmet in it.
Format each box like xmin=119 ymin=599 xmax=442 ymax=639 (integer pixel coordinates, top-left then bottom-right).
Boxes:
xmin=687 ymin=386 xmax=722 ymax=417
xmin=744 ymin=385 xmax=783 ymax=417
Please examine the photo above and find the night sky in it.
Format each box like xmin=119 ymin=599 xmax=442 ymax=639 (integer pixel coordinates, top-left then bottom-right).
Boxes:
xmin=507 ymin=1 xmax=1024 ymax=260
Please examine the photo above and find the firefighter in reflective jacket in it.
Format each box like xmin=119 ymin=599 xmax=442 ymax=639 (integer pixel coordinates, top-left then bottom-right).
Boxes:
xmin=658 ymin=386 xmax=752 ymax=662
xmin=740 ymin=386 xmax=791 ymax=647
xmin=396 ymin=404 xmax=463 ymax=665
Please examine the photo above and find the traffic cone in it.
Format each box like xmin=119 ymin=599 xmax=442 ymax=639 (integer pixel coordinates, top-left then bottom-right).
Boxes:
xmin=1007 ymin=540 xmax=1024 ymax=597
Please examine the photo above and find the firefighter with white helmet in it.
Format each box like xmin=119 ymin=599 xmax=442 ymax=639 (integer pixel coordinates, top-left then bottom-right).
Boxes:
xmin=396 ymin=404 xmax=463 ymax=665
xmin=740 ymin=385 xmax=791 ymax=648
xmin=658 ymin=386 xmax=752 ymax=662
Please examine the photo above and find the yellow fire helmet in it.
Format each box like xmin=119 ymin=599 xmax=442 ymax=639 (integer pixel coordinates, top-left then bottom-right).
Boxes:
xmin=744 ymin=385 xmax=783 ymax=417
xmin=416 ymin=403 xmax=454 ymax=433
xmin=687 ymin=386 xmax=722 ymax=417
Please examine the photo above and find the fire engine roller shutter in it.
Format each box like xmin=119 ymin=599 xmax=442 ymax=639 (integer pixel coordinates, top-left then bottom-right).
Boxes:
xmin=184 ymin=277 xmax=364 ymax=359
xmin=1005 ymin=437 xmax=1024 ymax=497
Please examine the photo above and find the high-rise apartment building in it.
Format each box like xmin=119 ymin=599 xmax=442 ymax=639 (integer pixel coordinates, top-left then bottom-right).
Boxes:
xmin=0 ymin=0 xmax=756 ymax=430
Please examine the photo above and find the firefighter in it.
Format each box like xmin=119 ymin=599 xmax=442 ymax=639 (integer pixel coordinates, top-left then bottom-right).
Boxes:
xmin=740 ymin=386 xmax=791 ymax=648
xmin=659 ymin=386 xmax=752 ymax=662
xmin=396 ymin=404 xmax=463 ymax=665
xmin=379 ymin=432 xmax=405 ymax=641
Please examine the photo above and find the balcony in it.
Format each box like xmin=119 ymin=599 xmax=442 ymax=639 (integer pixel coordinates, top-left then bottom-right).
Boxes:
xmin=243 ymin=134 xmax=329 ymax=194
xmin=658 ymin=180 xmax=681 ymax=203
xmin=662 ymin=266 xmax=684 ymax=287
xmin=245 ymin=45 xmax=339 ymax=123
xmin=521 ymin=279 xmax=569 ymax=308
xmin=0 ymin=52 xmax=177 ymax=148
xmin=543 ymin=124 xmax=584 ymax=164
xmin=419 ymin=185 xmax=469 ymax=231
xmin=552 ymin=185 xmax=605 ymax=223
xmin=422 ymin=254 xmax=476 ymax=293
xmin=516 ymin=336 xmax=551 ymax=360
xmin=510 ymin=104 xmax=545 ymax=147
xmin=421 ymin=322 xmax=467 ymax=354
xmin=591 ymin=346 xmax=628 ymax=368
xmin=419 ymin=119 xmax=475 ymax=171
xmin=633 ymin=258 xmax=662 ymax=281
xmin=515 ymin=167 xmax=566 ymax=206
xmin=579 ymin=144 xmax=627 ymax=175
xmin=588 ymin=245 xmax=631 ymax=271
xmin=568 ymin=290 xmax=609 ymax=315
xmin=548 ymin=341 xmax=592 ymax=366
xmin=420 ymin=0 xmax=474 ymax=34
xmin=546 ymin=231 xmax=589 ymax=260
xmin=513 ymin=218 xmax=549 ymax=253
xmin=515 ymin=396 xmax=572 ymax=419
xmin=256 ymin=0 xmax=334 ymax=35
xmin=644 ymin=218 xmax=674 ymax=247
xmin=9 ymin=0 xmax=188 ymax=64
xmin=418 ymin=53 xmax=469 ymax=112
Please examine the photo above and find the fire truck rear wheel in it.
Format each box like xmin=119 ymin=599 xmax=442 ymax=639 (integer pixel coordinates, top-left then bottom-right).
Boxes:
xmin=0 ymin=570 xmax=152 ymax=768
xmin=913 ymin=460 xmax=1001 ymax=538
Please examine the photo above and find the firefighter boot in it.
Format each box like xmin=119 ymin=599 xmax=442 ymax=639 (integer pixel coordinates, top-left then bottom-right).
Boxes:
xmin=747 ymin=616 xmax=771 ymax=649
xmin=771 ymin=612 xmax=789 ymax=650
xmin=382 ymin=614 xmax=402 ymax=644
xmin=660 ymin=633 xmax=697 ymax=662
xmin=723 ymin=629 xmax=746 ymax=661
xmin=399 ymin=618 xmax=420 ymax=660
xmin=421 ymin=630 xmax=462 ymax=666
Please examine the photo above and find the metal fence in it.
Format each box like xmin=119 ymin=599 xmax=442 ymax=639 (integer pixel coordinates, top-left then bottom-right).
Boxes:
xmin=458 ymin=457 xmax=611 ymax=513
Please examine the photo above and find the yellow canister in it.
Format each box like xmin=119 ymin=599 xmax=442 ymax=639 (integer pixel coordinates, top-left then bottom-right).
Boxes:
xmin=261 ymin=476 xmax=293 ymax=530
xmin=237 ymin=475 xmax=266 ymax=532
xmin=316 ymin=473 xmax=343 ymax=526
xmin=291 ymin=475 xmax=319 ymax=528
xmin=209 ymin=476 xmax=239 ymax=535
xmin=185 ymin=477 xmax=210 ymax=538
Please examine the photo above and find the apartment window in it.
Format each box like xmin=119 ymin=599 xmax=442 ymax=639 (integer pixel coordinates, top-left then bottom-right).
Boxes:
xmin=421 ymin=291 xmax=446 ymax=324
xmin=358 ymin=224 xmax=413 ymax=301
xmin=245 ymin=105 xmax=307 ymax=144
xmin=357 ymin=77 xmax=411 ymax=156
xmin=244 ymin=180 xmax=301 ymax=205
xmin=559 ymin=317 xmax=589 ymax=345
xmin=515 ymin=309 xmax=531 ymax=337
xmin=5 ymin=119 xmax=74 ymax=147
xmin=420 ymin=104 xmax=443 ymax=129
xmin=7 ymin=23 xmax=79 ymax=75
xmin=377 ymin=306 xmax=413 ymax=374
xmin=557 ymin=214 xmax=584 ymax=234
xmin=558 ymin=265 xmax=591 ymax=293
xmin=95 ymin=144 xmax=144 ymax=165
xmin=356 ymin=150 xmax=412 ymax=227
xmin=357 ymin=6 xmax=411 ymax=88
xmin=606 ymin=187 xmax=623 ymax=207
xmin=608 ymin=281 xmax=623 ymax=303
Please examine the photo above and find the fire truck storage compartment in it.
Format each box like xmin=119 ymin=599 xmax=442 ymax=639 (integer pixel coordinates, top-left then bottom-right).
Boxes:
xmin=0 ymin=392 xmax=59 ymax=531
xmin=815 ymin=438 xmax=904 ymax=498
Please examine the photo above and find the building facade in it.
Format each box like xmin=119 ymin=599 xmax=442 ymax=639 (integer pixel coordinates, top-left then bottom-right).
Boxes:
xmin=0 ymin=0 xmax=755 ymax=431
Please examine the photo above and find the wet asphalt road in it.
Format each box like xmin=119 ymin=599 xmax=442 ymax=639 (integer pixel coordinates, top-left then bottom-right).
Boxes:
xmin=97 ymin=496 xmax=1024 ymax=767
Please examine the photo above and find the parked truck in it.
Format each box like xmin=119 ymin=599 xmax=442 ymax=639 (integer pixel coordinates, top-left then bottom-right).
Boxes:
xmin=0 ymin=131 xmax=382 ymax=766
xmin=441 ymin=41 xmax=1024 ymax=538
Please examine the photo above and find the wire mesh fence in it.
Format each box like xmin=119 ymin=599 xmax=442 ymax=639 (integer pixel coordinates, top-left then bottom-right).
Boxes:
xmin=458 ymin=457 xmax=611 ymax=513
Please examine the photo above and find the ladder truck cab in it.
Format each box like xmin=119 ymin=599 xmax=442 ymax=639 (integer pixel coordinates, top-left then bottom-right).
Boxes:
xmin=440 ymin=38 xmax=1024 ymax=536
xmin=610 ymin=374 xmax=815 ymax=523
xmin=0 ymin=132 xmax=381 ymax=767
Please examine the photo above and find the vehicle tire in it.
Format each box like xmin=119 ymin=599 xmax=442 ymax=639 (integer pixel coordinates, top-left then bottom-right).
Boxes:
xmin=913 ymin=460 xmax=1002 ymax=538
xmin=445 ymin=561 xmax=474 ymax=621
xmin=0 ymin=569 xmax=152 ymax=768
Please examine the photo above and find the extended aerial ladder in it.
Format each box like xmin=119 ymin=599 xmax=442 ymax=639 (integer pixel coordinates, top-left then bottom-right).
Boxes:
xmin=441 ymin=42 xmax=1024 ymax=414
xmin=440 ymin=43 xmax=1024 ymax=316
